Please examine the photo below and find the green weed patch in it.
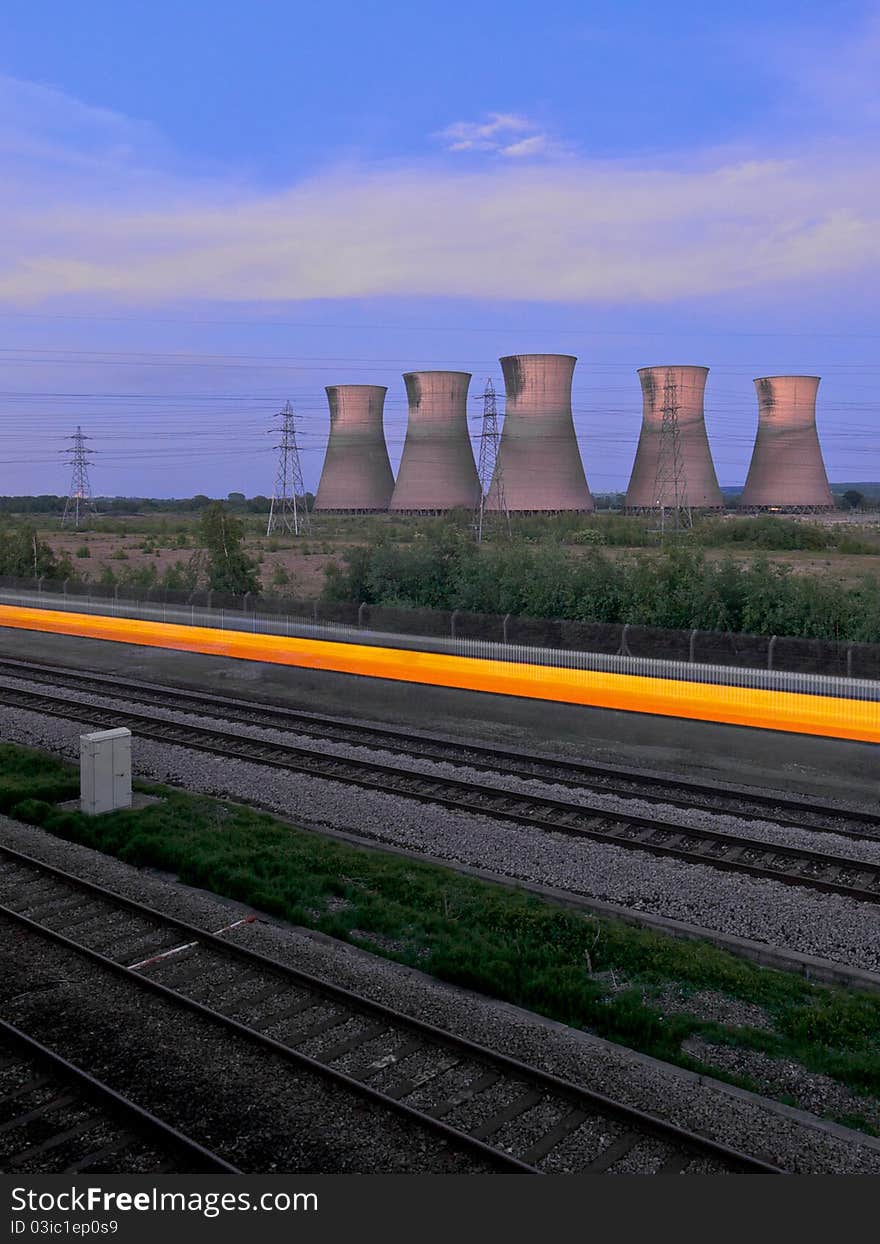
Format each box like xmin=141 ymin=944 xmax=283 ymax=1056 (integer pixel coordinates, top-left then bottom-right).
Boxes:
xmin=3 ymin=741 xmax=880 ymax=1130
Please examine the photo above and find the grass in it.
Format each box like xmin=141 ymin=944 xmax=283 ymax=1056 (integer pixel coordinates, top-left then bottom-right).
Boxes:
xmin=3 ymin=740 xmax=880 ymax=1132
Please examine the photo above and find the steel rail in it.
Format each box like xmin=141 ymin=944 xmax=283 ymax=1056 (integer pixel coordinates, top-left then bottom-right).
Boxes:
xmin=0 ymin=843 xmax=782 ymax=1175
xmin=0 ymin=1017 xmax=242 ymax=1173
xmin=0 ymin=654 xmax=874 ymax=839
xmin=0 ymin=900 xmax=535 ymax=1175
xmin=1 ymin=681 xmax=879 ymax=905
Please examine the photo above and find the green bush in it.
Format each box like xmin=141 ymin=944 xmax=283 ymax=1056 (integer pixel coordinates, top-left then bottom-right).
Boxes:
xmin=694 ymin=515 xmax=879 ymax=555
xmin=0 ymin=744 xmax=78 ymax=811
xmin=10 ymin=797 xmax=55 ymax=823
xmin=159 ymin=557 xmax=203 ymax=591
xmin=322 ymin=527 xmax=880 ymax=643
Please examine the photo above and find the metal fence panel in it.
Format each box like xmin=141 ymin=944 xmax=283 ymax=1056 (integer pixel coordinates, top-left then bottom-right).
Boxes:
xmin=365 ymin=604 xmax=454 ymax=638
xmin=453 ymin=610 xmax=506 ymax=642
xmin=772 ymin=636 xmax=849 ymax=676
xmin=691 ymin=630 xmax=772 ymax=669
xmin=622 ymin=624 xmax=691 ymax=661
xmin=850 ymin=644 xmax=880 ymax=680
xmin=505 ymin=616 xmax=565 ymax=648
xmin=315 ymin=601 xmax=361 ymax=626
xmin=558 ymin=621 xmax=624 ymax=655
xmin=0 ymin=573 xmax=878 ymax=684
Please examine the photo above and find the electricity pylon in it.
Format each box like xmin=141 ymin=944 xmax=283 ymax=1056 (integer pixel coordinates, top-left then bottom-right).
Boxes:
xmin=61 ymin=426 xmax=98 ymax=528
xmin=474 ymin=379 xmax=510 ymax=542
xmin=267 ymin=400 xmax=311 ymax=536
xmin=651 ymin=373 xmax=692 ymax=535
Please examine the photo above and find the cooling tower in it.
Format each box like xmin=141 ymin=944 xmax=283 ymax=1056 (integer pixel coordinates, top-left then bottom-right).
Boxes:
xmin=389 ymin=371 xmax=481 ymax=512
xmin=625 ymin=366 xmax=723 ymax=510
xmin=485 ymin=354 xmax=593 ymax=512
xmin=739 ymin=376 xmax=833 ymax=510
xmin=313 ymin=385 xmax=394 ymax=512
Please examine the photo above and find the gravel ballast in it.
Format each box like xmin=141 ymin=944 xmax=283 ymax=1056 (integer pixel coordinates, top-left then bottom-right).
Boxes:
xmin=1 ymin=673 xmax=876 ymax=861
xmin=1 ymin=811 xmax=879 ymax=1174
xmin=5 ymin=701 xmax=880 ymax=977
xmin=0 ymin=905 xmax=491 ymax=1174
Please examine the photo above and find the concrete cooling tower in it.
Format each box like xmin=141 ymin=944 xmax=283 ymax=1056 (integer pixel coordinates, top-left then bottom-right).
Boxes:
xmin=389 ymin=371 xmax=481 ymax=512
xmin=624 ymin=366 xmax=723 ymax=510
xmin=739 ymin=376 xmax=833 ymax=510
xmin=314 ymin=385 xmax=394 ymax=512
xmin=485 ymin=354 xmax=593 ymax=512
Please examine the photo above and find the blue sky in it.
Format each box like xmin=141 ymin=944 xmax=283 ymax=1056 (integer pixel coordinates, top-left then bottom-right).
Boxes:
xmin=0 ymin=0 xmax=878 ymax=496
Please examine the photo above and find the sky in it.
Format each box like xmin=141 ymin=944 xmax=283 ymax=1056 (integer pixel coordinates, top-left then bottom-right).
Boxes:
xmin=0 ymin=0 xmax=878 ymax=497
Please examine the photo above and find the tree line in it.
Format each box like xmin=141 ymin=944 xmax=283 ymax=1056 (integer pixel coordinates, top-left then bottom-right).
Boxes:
xmin=0 ymin=493 xmax=313 ymax=516
xmin=322 ymin=525 xmax=880 ymax=644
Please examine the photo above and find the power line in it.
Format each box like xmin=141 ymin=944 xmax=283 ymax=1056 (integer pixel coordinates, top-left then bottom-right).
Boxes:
xmin=2 ymin=309 xmax=880 ymax=339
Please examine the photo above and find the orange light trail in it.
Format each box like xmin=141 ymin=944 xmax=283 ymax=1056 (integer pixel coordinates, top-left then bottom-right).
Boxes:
xmin=1 ymin=604 xmax=878 ymax=743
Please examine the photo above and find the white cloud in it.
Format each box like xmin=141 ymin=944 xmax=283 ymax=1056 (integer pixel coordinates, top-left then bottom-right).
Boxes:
xmin=0 ymin=75 xmax=172 ymax=189
xmin=0 ymin=76 xmax=878 ymax=307
xmin=435 ymin=111 xmax=564 ymax=158
xmin=500 ymin=134 xmax=555 ymax=159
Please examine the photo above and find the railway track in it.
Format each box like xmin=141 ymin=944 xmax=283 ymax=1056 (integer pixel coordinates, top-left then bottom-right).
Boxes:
xmin=1 ymin=679 xmax=880 ymax=906
xmin=0 ymin=842 xmax=781 ymax=1175
xmin=0 ymin=655 xmax=874 ymax=840
xmin=0 ymin=1016 xmax=240 ymax=1173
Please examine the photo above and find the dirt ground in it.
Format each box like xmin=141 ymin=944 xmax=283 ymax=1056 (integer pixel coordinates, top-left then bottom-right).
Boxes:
xmin=700 ymin=548 xmax=880 ymax=584
xmin=42 ymin=524 xmax=339 ymax=598
xmin=32 ymin=512 xmax=880 ymax=598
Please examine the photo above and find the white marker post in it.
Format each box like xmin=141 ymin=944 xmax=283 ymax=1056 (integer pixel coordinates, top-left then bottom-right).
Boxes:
xmin=80 ymin=727 xmax=132 ymax=816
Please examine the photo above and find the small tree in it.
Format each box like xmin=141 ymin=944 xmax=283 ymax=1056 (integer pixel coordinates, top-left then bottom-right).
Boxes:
xmin=843 ymin=490 xmax=864 ymax=510
xmin=199 ymin=502 xmax=260 ymax=594
xmin=0 ymin=525 xmax=72 ymax=578
xmin=270 ymin=563 xmax=292 ymax=589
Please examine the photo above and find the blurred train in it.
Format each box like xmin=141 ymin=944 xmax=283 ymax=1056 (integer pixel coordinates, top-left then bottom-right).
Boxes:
xmin=0 ymin=590 xmax=878 ymax=744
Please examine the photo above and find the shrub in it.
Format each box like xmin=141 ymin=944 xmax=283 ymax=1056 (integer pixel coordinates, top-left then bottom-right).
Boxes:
xmin=321 ymin=536 xmax=880 ymax=644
